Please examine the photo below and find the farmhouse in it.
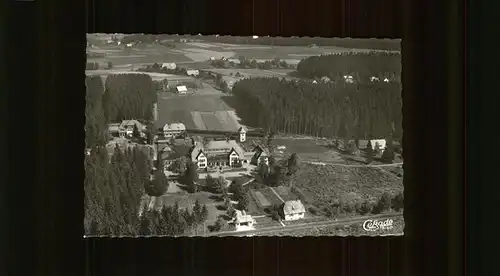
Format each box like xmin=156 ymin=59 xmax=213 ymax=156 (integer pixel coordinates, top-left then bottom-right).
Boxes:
xmin=108 ymin=120 xmax=146 ymax=138
xmin=232 ymin=210 xmax=256 ymax=231
xmin=186 ymin=69 xmax=200 ymax=77
xmin=281 ymin=200 xmax=306 ymax=221
xmin=251 ymin=144 xmax=270 ymax=166
xmin=163 ymin=123 xmax=186 ymax=138
xmin=162 ymin=62 xmax=177 ymax=70
xmin=176 ymin=85 xmax=188 ymax=94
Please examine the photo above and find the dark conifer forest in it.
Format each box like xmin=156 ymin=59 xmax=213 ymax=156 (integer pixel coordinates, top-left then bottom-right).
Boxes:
xmin=230 ymin=77 xmax=402 ymax=140
xmin=84 ymin=74 xmax=208 ymax=236
xmin=296 ymin=52 xmax=401 ymax=80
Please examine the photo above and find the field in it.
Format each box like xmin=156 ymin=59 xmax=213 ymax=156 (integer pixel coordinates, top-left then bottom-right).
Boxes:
xmin=273 ymin=186 xmax=300 ymax=202
xmin=294 ymin=163 xmax=403 ymax=212
xmin=250 ymin=187 xmax=284 ymax=208
xmin=156 ymin=94 xmax=242 ymax=131
xmin=202 ymin=68 xmax=297 ymax=80
xmin=85 ymin=69 xmax=195 ymax=82
xmin=272 ymin=137 xmax=344 ymax=163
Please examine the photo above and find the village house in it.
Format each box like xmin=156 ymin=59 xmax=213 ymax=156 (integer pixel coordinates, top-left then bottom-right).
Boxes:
xmin=190 ymin=139 xmax=246 ymax=169
xmin=154 ymin=142 xmax=191 ymax=170
xmin=232 ymin=210 xmax=256 ymax=231
xmin=163 ymin=123 xmax=186 ymax=138
xmin=186 ymin=69 xmax=200 ymax=77
xmin=161 ymin=62 xmax=177 ymax=70
xmin=281 ymin=200 xmax=306 ymax=221
xmin=108 ymin=120 xmax=146 ymax=138
xmin=250 ymin=144 xmax=270 ymax=166
xmin=176 ymin=85 xmax=188 ymax=94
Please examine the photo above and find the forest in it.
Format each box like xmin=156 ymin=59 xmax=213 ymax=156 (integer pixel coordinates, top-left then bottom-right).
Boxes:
xmin=85 ymin=74 xmax=205 ymax=236
xmin=84 ymin=145 xmax=209 ymax=236
xmin=296 ymin=52 xmax=401 ymax=81
xmin=230 ymin=77 xmax=402 ymax=140
xmin=102 ymin=73 xmax=157 ymax=123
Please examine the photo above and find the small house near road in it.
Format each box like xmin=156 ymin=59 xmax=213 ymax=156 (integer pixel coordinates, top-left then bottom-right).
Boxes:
xmin=186 ymin=69 xmax=200 ymax=77
xmin=176 ymin=85 xmax=188 ymax=94
xmin=232 ymin=210 xmax=256 ymax=231
xmin=162 ymin=62 xmax=177 ymax=70
xmin=281 ymin=200 xmax=306 ymax=221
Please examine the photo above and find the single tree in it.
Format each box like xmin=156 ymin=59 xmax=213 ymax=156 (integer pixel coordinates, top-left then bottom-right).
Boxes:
xmin=107 ymin=61 xmax=113 ymax=69
xmin=183 ymin=161 xmax=199 ymax=187
xmin=349 ymin=141 xmax=360 ymax=156
xmin=381 ymin=147 xmax=395 ymax=164
xmin=366 ymin=141 xmax=374 ymax=163
xmin=213 ymin=217 xmax=228 ymax=232
xmin=257 ymin=162 xmax=269 ymax=184
xmin=205 ymin=174 xmax=216 ymax=192
xmin=149 ymin=170 xmax=168 ymax=196
xmin=216 ymin=176 xmax=227 ymax=194
xmin=200 ymin=205 xmax=209 ymax=222
xmin=133 ymin=124 xmax=141 ymax=140
xmin=229 ymin=180 xmax=244 ymax=201
xmin=376 ymin=192 xmax=392 ymax=213
xmin=287 ymin=153 xmax=299 ymax=176
xmin=237 ymin=193 xmax=250 ymax=211
xmin=392 ymin=191 xmax=404 ymax=212
xmin=193 ymin=199 xmax=202 ymax=223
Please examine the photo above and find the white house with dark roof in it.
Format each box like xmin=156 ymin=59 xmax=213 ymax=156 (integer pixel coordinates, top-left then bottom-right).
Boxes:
xmin=190 ymin=139 xmax=246 ymax=169
xmin=163 ymin=123 xmax=186 ymax=138
xmin=120 ymin=120 xmax=146 ymax=137
xmin=281 ymin=200 xmax=306 ymax=221
xmin=108 ymin=120 xmax=146 ymax=138
xmin=231 ymin=210 xmax=256 ymax=231
xmin=251 ymin=143 xmax=270 ymax=166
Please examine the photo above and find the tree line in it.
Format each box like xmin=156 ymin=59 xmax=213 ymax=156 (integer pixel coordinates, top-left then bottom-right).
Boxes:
xmin=84 ymin=144 xmax=210 ymax=236
xmin=85 ymin=74 xmax=158 ymax=148
xmin=231 ymin=77 xmax=403 ymax=140
xmin=84 ymin=145 xmax=151 ymax=236
xmin=296 ymin=52 xmax=401 ymax=80
xmin=102 ymin=73 xmax=157 ymax=122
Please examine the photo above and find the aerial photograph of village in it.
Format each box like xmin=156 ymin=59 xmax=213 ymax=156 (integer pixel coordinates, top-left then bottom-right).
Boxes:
xmin=84 ymin=34 xmax=403 ymax=237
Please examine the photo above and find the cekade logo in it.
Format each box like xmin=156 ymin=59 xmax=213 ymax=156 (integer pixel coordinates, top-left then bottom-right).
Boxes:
xmin=363 ymin=219 xmax=394 ymax=231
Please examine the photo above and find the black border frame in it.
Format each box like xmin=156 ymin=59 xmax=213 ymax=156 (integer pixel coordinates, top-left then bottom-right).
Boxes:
xmin=5 ymin=0 xmax=468 ymax=275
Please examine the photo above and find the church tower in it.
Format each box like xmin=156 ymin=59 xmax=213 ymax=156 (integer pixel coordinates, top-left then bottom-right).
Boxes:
xmin=238 ymin=126 xmax=247 ymax=142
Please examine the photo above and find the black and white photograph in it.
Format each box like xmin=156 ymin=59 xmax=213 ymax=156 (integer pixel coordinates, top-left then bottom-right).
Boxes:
xmin=84 ymin=34 xmax=403 ymax=237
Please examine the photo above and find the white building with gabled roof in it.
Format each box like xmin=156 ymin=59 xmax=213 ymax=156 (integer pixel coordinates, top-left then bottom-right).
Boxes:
xmin=176 ymin=85 xmax=187 ymax=94
xmin=281 ymin=200 xmax=306 ymax=221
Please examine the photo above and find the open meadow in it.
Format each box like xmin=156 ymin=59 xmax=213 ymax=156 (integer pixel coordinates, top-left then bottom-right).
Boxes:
xmin=293 ymin=163 xmax=403 ymax=215
xmin=156 ymin=94 xmax=242 ymax=131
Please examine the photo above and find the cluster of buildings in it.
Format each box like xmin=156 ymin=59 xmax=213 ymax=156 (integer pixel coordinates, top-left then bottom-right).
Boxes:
xmin=154 ymin=126 xmax=270 ymax=171
xmin=229 ymin=200 xmax=306 ymax=231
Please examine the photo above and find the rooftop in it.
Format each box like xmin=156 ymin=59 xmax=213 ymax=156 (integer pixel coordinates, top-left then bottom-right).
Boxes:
xmin=234 ymin=210 xmax=254 ymax=224
xmin=283 ymin=200 xmax=306 ymax=215
xmin=163 ymin=122 xmax=186 ymax=131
